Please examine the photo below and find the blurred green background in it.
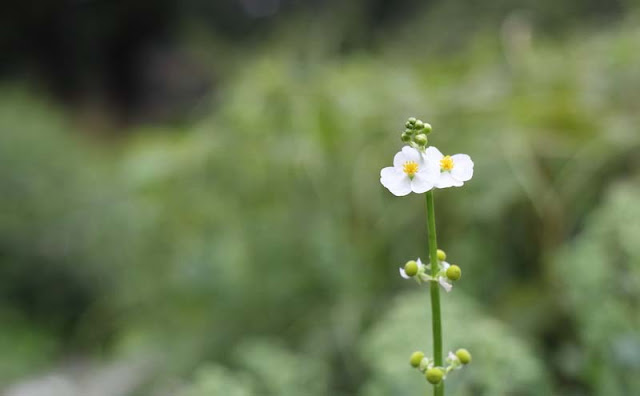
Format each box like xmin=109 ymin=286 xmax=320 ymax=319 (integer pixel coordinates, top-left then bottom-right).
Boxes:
xmin=1 ymin=1 xmax=640 ymax=395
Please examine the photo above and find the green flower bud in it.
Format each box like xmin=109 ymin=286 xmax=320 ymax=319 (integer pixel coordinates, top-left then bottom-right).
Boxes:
xmin=401 ymin=132 xmax=412 ymax=142
xmin=407 ymin=117 xmax=417 ymax=126
xmin=410 ymin=351 xmax=425 ymax=368
xmin=404 ymin=260 xmax=419 ymax=277
xmin=425 ymin=367 xmax=444 ymax=384
xmin=436 ymin=249 xmax=446 ymax=261
xmin=455 ymin=349 xmax=472 ymax=364
xmin=404 ymin=128 xmax=414 ymax=135
xmin=446 ymin=265 xmax=461 ymax=281
xmin=422 ymin=123 xmax=433 ymax=134
xmin=414 ymin=134 xmax=428 ymax=146
xmin=414 ymin=120 xmax=424 ymax=129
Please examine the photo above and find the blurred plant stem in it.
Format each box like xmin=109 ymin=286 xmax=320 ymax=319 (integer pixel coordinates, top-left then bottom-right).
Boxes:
xmin=426 ymin=191 xmax=444 ymax=396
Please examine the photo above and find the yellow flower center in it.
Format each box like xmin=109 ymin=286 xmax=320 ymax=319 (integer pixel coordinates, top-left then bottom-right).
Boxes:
xmin=403 ymin=161 xmax=419 ymax=177
xmin=440 ymin=155 xmax=454 ymax=171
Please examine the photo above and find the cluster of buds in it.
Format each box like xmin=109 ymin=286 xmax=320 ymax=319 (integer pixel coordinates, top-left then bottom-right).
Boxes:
xmin=409 ymin=348 xmax=472 ymax=385
xmin=401 ymin=117 xmax=432 ymax=149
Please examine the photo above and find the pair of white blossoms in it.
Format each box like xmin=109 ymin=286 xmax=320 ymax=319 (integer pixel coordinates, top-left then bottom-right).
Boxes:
xmin=380 ymin=146 xmax=474 ymax=196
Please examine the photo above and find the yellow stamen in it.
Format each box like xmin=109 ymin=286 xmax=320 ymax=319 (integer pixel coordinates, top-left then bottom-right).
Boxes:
xmin=403 ymin=161 xmax=419 ymax=177
xmin=440 ymin=155 xmax=454 ymax=171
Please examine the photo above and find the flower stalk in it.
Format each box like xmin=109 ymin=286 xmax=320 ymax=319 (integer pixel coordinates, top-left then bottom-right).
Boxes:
xmin=426 ymin=190 xmax=444 ymax=396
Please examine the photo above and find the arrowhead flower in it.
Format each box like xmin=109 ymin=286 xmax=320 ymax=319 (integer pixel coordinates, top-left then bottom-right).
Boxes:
xmin=381 ymin=118 xmax=474 ymax=389
xmin=380 ymin=146 xmax=439 ymax=196
xmin=424 ymin=147 xmax=474 ymax=188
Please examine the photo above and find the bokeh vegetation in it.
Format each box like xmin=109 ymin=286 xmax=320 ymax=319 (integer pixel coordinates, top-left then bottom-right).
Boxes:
xmin=1 ymin=2 xmax=639 ymax=395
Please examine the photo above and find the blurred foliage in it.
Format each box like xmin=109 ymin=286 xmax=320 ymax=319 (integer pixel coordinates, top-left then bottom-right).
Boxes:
xmin=1 ymin=5 xmax=640 ymax=396
xmin=554 ymin=182 xmax=640 ymax=395
xmin=179 ymin=365 xmax=257 ymax=396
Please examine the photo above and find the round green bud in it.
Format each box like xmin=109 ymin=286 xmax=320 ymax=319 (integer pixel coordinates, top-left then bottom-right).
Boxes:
xmin=436 ymin=249 xmax=446 ymax=261
xmin=425 ymin=367 xmax=444 ymax=384
xmin=446 ymin=265 xmax=462 ymax=281
xmin=404 ymin=260 xmax=419 ymax=277
xmin=422 ymin=123 xmax=433 ymax=134
xmin=414 ymin=134 xmax=428 ymax=146
xmin=401 ymin=132 xmax=412 ymax=142
xmin=407 ymin=117 xmax=417 ymax=125
xmin=414 ymin=120 xmax=424 ymax=129
xmin=410 ymin=351 xmax=425 ymax=368
xmin=455 ymin=348 xmax=472 ymax=364
xmin=404 ymin=128 xmax=414 ymax=135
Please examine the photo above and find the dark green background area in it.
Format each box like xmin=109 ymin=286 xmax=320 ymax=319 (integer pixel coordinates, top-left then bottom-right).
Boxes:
xmin=1 ymin=1 xmax=639 ymax=395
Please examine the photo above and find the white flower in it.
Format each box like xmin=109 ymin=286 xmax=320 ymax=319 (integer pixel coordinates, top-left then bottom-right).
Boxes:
xmin=380 ymin=146 xmax=439 ymax=196
xmin=424 ymin=146 xmax=474 ymax=188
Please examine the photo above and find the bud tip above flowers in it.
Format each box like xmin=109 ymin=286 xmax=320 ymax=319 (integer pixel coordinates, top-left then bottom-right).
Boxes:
xmin=437 ymin=249 xmax=446 ymax=261
xmin=414 ymin=134 xmax=428 ymax=146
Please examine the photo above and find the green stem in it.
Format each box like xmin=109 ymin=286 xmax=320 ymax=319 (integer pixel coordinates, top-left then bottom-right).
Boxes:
xmin=426 ymin=190 xmax=444 ymax=396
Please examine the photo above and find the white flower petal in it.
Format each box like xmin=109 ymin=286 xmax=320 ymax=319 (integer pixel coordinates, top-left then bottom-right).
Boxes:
xmin=424 ymin=146 xmax=444 ymax=163
xmin=424 ymin=157 xmax=441 ymax=180
xmin=451 ymin=154 xmax=474 ymax=182
xmin=416 ymin=258 xmax=424 ymax=269
xmin=440 ymin=261 xmax=450 ymax=270
xmin=410 ymin=172 xmax=435 ymax=194
xmin=387 ymin=178 xmax=412 ymax=196
xmin=438 ymin=277 xmax=453 ymax=292
xmin=380 ymin=167 xmax=401 ymax=187
xmin=399 ymin=267 xmax=409 ymax=279
xmin=380 ymin=167 xmax=412 ymax=196
xmin=435 ymin=172 xmax=463 ymax=188
xmin=393 ymin=150 xmax=408 ymax=168
xmin=401 ymin=146 xmax=422 ymax=163
xmin=393 ymin=146 xmax=421 ymax=168
xmin=419 ymin=357 xmax=431 ymax=371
